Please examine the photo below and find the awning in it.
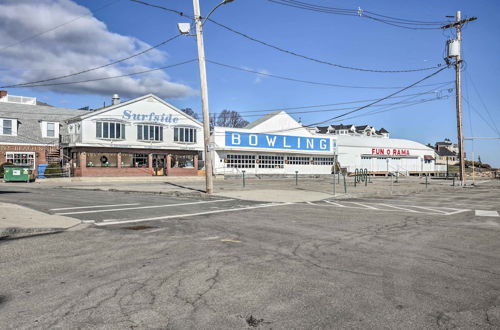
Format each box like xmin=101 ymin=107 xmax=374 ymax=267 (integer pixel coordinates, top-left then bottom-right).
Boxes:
xmin=424 ymin=155 xmax=435 ymax=160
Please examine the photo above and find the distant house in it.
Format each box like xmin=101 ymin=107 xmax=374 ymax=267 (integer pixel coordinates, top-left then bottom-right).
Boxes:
xmin=315 ymin=124 xmax=389 ymax=138
xmin=433 ymin=138 xmax=461 ymax=165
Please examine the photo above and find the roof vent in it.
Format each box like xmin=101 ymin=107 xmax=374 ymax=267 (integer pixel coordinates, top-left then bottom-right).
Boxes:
xmin=112 ymin=94 xmax=120 ymax=105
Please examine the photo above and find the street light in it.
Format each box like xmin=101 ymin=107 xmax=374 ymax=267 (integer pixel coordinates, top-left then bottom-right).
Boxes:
xmin=179 ymin=0 xmax=234 ymax=194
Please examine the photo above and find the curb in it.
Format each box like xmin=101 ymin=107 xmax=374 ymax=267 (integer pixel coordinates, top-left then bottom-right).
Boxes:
xmin=57 ymin=186 xmax=214 ymax=199
xmin=0 ymin=227 xmax=64 ymax=240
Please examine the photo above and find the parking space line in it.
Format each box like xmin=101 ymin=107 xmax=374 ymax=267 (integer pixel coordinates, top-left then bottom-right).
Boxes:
xmin=408 ymin=205 xmax=450 ymax=214
xmin=475 ymin=210 xmax=500 ymax=217
xmin=446 ymin=209 xmax=470 ymax=215
xmin=345 ymin=202 xmax=379 ymax=210
xmin=95 ymin=202 xmax=293 ymax=226
xmin=55 ymin=199 xmax=234 ymax=215
xmin=50 ymin=203 xmax=140 ymax=211
xmin=324 ymin=201 xmax=346 ymax=207
xmin=376 ymin=203 xmax=420 ymax=213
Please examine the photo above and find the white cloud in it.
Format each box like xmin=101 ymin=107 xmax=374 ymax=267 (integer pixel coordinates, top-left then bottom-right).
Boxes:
xmin=254 ymin=69 xmax=270 ymax=84
xmin=0 ymin=0 xmax=196 ymax=99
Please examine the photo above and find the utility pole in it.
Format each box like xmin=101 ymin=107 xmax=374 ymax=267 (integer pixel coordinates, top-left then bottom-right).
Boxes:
xmin=193 ymin=0 xmax=214 ymax=194
xmin=442 ymin=11 xmax=477 ymax=186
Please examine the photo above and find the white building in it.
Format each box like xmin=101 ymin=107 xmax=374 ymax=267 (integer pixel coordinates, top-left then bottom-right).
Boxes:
xmin=62 ymin=94 xmax=204 ymax=177
xmin=212 ymin=111 xmax=336 ymax=176
xmin=212 ymin=111 xmax=436 ymax=176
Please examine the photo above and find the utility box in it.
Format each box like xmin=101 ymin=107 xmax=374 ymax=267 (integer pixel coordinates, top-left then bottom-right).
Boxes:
xmin=447 ymin=39 xmax=460 ymax=57
xmin=3 ymin=165 xmax=35 ymax=182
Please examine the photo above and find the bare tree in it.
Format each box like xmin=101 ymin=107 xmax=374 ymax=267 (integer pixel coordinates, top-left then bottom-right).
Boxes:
xmin=181 ymin=108 xmax=199 ymax=120
xmin=216 ymin=110 xmax=249 ymax=128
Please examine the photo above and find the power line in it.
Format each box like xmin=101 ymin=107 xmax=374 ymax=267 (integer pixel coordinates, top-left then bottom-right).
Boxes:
xmin=465 ymin=71 xmax=499 ymax=135
xmin=0 ymin=0 xmax=123 ymax=52
xmin=463 ymin=96 xmax=500 ymax=137
xmin=207 ymin=18 xmax=443 ymax=73
xmin=14 ymin=59 xmax=198 ymax=88
xmin=0 ymin=34 xmax=181 ymax=89
xmin=309 ymin=66 xmax=449 ymax=125
xmin=127 ymin=0 xmax=188 ymax=17
xmin=217 ymin=87 xmax=452 ymax=115
xmin=207 ymin=59 xmax=453 ymax=90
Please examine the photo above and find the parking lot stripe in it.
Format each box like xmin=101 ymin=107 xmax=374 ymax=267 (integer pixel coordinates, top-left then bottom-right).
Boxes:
xmin=324 ymin=201 xmax=346 ymax=207
xmin=95 ymin=202 xmax=293 ymax=226
xmin=345 ymin=202 xmax=379 ymax=210
xmin=50 ymin=203 xmax=140 ymax=211
xmin=376 ymin=203 xmax=420 ymax=213
xmin=408 ymin=205 xmax=449 ymax=214
xmin=55 ymin=199 xmax=234 ymax=215
xmin=475 ymin=210 xmax=500 ymax=217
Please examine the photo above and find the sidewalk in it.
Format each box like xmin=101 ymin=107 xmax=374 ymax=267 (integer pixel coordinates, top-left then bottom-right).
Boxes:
xmin=0 ymin=202 xmax=83 ymax=239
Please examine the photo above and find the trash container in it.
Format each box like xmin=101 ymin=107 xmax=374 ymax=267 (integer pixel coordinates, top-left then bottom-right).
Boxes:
xmin=3 ymin=165 xmax=35 ymax=182
xmin=38 ymin=163 xmax=48 ymax=179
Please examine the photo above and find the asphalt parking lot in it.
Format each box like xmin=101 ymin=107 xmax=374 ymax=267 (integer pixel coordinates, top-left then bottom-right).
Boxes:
xmin=0 ymin=182 xmax=499 ymax=329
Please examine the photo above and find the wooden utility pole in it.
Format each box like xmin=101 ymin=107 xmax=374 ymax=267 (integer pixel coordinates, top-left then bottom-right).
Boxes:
xmin=441 ymin=11 xmax=477 ymax=186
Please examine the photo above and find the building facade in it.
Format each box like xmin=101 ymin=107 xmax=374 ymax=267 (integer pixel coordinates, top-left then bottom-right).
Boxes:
xmin=0 ymin=91 xmax=87 ymax=172
xmin=212 ymin=111 xmax=436 ymax=176
xmin=62 ymin=94 xmax=204 ymax=177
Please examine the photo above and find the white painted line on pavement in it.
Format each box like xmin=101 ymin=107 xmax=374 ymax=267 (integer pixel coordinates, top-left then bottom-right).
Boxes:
xmin=475 ymin=210 xmax=500 ymax=217
xmin=376 ymin=203 xmax=420 ymax=213
xmin=345 ymin=202 xmax=379 ymax=210
xmin=50 ymin=203 xmax=140 ymax=211
xmin=144 ymin=228 xmax=168 ymax=234
xmin=55 ymin=199 xmax=234 ymax=215
xmin=306 ymin=202 xmax=318 ymax=206
xmin=324 ymin=201 xmax=347 ymax=207
xmin=95 ymin=202 xmax=293 ymax=226
xmin=445 ymin=209 xmax=470 ymax=215
xmin=407 ymin=205 xmax=449 ymax=214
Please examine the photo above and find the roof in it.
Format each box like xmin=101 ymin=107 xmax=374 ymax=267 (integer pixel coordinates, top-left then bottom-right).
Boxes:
xmin=244 ymin=111 xmax=282 ymax=129
xmin=331 ymin=124 xmax=353 ymax=130
xmin=378 ymin=128 xmax=389 ymax=133
xmin=355 ymin=125 xmax=371 ymax=131
xmin=436 ymin=141 xmax=452 ymax=145
xmin=0 ymin=102 xmax=88 ymax=145
xmin=424 ymin=155 xmax=435 ymax=160
xmin=437 ymin=148 xmax=457 ymax=157
xmin=316 ymin=126 xmax=330 ymax=134
xmin=336 ymin=135 xmax=433 ymax=151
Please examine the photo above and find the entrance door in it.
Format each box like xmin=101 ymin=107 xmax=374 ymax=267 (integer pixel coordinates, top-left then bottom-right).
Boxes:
xmin=152 ymin=154 xmax=166 ymax=176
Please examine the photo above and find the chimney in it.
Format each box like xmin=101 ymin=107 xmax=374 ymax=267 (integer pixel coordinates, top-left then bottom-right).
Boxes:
xmin=112 ymin=94 xmax=120 ymax=105
xmin=0 ymin=90 xmax=7 ymax=98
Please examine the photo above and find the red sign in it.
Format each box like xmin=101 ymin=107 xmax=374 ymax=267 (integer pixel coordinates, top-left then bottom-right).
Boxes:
xmin=371 ymin=148 xmax=410 ymax=156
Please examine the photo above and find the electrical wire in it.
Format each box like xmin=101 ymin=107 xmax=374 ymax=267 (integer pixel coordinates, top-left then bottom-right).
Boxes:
xmin=207 ymin=59 xmax=453 ymax=90
xmin=13 ymin=59 xmax=198 ymax=88
xmin=127 ymin=0 xmax=188 ymax=17
xmin=463 ymin=96 xmax=500 ymax=137
xmin=465 ymin=71 xmax=499 ymax=135
xmin=0 ymin=34 xmax=181 ymax=89
xmin=207 ymin=18 xmax=443 ymax=73
xmin=0 ymin=0 xmax=123 ymax=52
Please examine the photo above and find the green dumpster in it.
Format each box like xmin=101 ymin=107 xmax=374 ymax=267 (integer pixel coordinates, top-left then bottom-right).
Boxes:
xmin=3 ymin=165 xmax=35 ymax=182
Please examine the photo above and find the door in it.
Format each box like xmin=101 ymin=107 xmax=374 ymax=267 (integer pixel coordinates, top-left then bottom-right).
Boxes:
xmin=152 ymin=154 xmax=166 ymax=176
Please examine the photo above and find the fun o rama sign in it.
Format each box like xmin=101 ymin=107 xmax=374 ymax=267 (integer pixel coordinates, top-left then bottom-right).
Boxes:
xmin=225 ymin=131 xmax=332 ymax=151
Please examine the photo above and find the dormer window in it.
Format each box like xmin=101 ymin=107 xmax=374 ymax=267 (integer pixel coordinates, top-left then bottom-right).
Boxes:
xmin=1 ymin=118 xmax=16 ymax=136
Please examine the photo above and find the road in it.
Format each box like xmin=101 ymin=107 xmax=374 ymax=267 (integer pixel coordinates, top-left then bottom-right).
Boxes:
xmin=0 ymin=182 xmax=499 ymax=329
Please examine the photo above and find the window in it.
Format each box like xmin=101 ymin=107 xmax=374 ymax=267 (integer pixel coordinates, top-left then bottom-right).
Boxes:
xmin=85 ymin=153 xmax=118 ymax=167
xmin=137 ymin=124 xmax=163 ymax=141
xmin=46 ymin=122 xmax=55 ymax=137
xmin=5 ymin=152 xmax=35 ymax=169
xmin=258 ymin=155 xmax=284 ymax=169
xmin=287 ymin=156 xmax=310 ymax=165
xmin=171 ymin=154 xmax=195 ymax=168
xmin=312 ymin=157 xmax=334 ymax=165
xmin=174 ymin=127 xmax=197 ymax=143
xmin=121 ymin=153 xmax=149 ymax=168
xmin=225 ymin=154 xmax=256 ymax=168
xmin=96 ymin=121 xmax=125 ymax=140
xmin=2 ymin=119 xmax=13 ymax=135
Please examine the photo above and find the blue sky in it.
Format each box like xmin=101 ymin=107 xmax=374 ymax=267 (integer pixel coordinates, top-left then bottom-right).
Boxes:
xmin=1 ymin=0 xmax=499 ymax=166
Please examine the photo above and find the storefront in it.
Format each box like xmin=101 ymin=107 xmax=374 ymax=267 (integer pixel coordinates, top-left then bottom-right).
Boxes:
xmin=211 ymin=111 xmax=436 ymax=176
xmin=62 ymin=94 xmax=203 ymax=177
xmin=212 ymin=111 xmax=336 ymax=175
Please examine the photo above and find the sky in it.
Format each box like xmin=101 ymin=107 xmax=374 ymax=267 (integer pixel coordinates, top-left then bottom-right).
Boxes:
xmin=0 ymin=0 xmax=499 ymax=166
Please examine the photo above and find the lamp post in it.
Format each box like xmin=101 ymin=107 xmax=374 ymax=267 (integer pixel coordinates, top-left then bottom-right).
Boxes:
xmin=179 ymin=0 xmax=234 ymax=194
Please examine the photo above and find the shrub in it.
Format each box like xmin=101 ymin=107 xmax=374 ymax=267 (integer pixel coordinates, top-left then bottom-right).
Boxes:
xmin=44 ymin=163 xmax=63 ymax=177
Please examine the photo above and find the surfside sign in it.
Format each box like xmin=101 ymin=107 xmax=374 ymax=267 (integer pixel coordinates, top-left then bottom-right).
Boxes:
xmin=225 ymin=131 xmax=332 ymax=151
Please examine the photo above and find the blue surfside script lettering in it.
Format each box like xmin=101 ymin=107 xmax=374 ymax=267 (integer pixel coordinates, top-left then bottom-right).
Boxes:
xmin=122 ymin=110 xmax=179 ymax=123
xmin=225 ymin=131 xmax=331 ymax=151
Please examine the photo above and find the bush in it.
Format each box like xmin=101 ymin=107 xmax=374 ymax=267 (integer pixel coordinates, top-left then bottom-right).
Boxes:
xmin=44 ymin=163 xmax=63 ymax=177
xmin=0 ymin=162 xmax=9 ymax=178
